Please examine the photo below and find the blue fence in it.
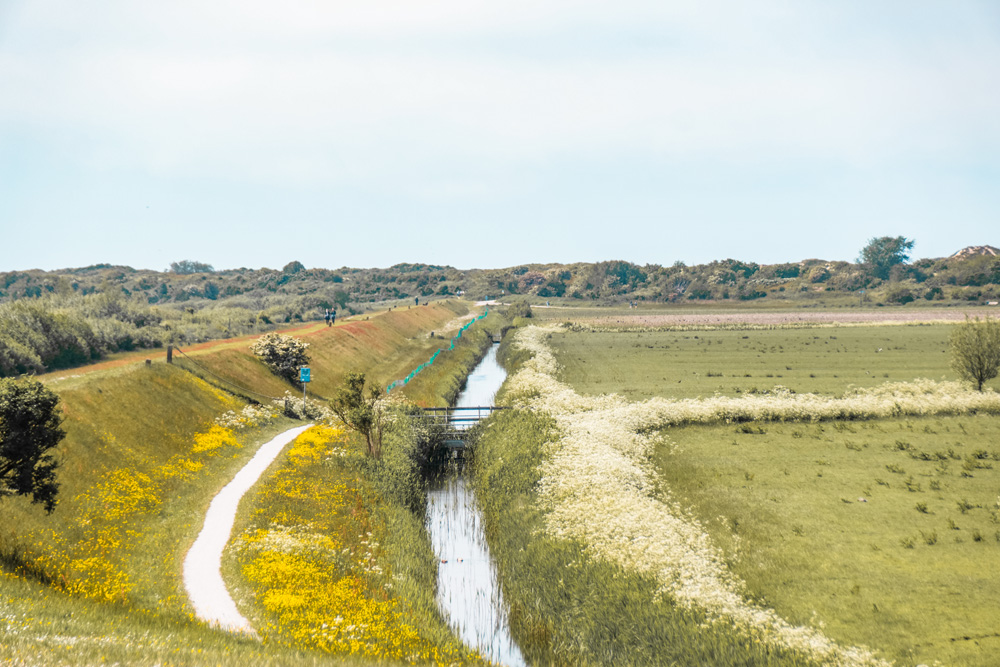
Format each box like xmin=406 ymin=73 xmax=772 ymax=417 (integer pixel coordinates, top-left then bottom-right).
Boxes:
xmin=386 ymin=309 xmax=489 ymax=393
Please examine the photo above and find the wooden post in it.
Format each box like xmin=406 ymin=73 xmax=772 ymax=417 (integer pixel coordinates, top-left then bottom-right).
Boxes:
xmin=167 ymin=345 xmax=173 ymax=363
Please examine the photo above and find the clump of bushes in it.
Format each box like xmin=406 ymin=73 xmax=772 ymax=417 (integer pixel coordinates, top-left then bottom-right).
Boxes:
xmin=249 ymin=332 xmax=309 ymax=383
xmin=505 ymin=300 xmax=533 ymax=319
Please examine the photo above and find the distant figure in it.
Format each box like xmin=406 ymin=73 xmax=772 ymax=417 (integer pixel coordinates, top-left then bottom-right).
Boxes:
xmin=331 ymin=309 xmax=337 ymax=325
xmin=324 ymin=309 xmax=331 ymax=326
xmin=415 ymin=296 xmax=419 ymax=306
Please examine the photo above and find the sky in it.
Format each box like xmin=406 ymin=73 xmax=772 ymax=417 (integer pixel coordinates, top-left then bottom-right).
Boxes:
xmin=1 ymin=1 xmax=998 ymax=272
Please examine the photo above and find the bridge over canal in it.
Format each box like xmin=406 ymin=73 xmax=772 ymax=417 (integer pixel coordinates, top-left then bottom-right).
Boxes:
xmin=418 ymin=406 xmax=506 ymax=452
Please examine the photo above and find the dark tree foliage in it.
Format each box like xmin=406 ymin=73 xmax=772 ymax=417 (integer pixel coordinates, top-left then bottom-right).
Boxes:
xmin=0 ymin=302 xmax=101 ymax=377
xmin=0 ymin=377 xmax=64 ymax=513
xmin=282 ymin=261 xmax=306 ymax=275
xmin=859 ymin=237 xmax=914 ymax=280
xmin=168 ymin=260 xmax=214 ymax=274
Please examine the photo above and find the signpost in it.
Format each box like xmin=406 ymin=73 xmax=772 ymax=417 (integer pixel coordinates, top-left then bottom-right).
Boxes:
xmin=300 ymin=367 xmax=310 ymax=403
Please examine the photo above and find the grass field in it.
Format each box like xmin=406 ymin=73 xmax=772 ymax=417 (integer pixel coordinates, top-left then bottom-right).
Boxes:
xmin=538 ymin=319 xmax=1000 ymax=666
xmin=655 ymin=417 xmax=1000 ymax=667
xmin=546 ymin=322 xmax=1000 ymax=399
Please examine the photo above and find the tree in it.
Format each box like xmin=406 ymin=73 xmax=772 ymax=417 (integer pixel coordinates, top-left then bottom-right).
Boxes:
xmin=168 ymin=260 xmax=214 ymax=274
xmin=332 ymin=290 xmax=349 ymax=310
xmin=0 ymin=377 xmax=64 ymax=513
xmin=950 ymin=315 xmax=1000 ymax=391
xmin=249 ymin=333 xmax=310 ymax=383
xmin=330 ymin=372 xmax=389 ymax=458
xmin=858 ymin=237 xmax=914 ymax=280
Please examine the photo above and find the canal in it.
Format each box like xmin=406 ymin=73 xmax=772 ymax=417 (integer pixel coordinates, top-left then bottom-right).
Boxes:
xmin=425 ymin=344 xmax=527 ymax=666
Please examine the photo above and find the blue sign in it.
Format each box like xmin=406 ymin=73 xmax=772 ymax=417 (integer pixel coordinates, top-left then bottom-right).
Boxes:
xmin=300 ymin=367 xmax=311 ymax=383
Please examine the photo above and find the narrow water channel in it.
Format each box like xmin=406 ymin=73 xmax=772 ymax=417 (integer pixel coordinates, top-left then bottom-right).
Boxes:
xmin=425 ymin=344 xmax=528 ymax=666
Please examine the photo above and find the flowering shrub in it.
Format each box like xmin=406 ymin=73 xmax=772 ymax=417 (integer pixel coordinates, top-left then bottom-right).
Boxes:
xmin=250 ymin=333 xmax=310 ymax=383
xmin=215 ymin=403 xmax=280 ymax=430
xmin=273 ymin=391 xmax=337 ymax=422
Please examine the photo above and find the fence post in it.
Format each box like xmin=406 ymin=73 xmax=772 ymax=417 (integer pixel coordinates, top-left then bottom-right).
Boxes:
xmin=167 ymin=345 xmax=173 ymax=363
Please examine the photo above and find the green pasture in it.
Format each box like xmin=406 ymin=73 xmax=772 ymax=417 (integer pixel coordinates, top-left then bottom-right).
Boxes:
xmin=546 ymin=323 xmax=992 ymax=399
xmin=543 ymin=322 xmax=1000 ymax=665
xmin=654 ymin=416 xmax=1000 ymax=667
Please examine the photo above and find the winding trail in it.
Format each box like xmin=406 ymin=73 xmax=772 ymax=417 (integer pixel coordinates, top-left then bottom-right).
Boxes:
xmin=183 ymin=424 xmax=313 ymax=633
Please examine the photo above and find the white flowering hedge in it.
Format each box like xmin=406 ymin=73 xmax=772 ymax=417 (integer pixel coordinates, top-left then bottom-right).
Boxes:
xmin=250 ymin=332 xmax=310 ymax=383
xmin=497 ymin=325 xmax=1000 ymax=666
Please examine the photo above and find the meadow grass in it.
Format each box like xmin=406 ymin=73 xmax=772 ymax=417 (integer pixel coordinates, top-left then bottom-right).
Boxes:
xmin=545 ymin=322 xmax=996 ymax=400
xmin=534 ymin=320 xmax=1000 ymax=666
xmin=171 ymin=301 xmax=472 ymax=402
xmin=471 ymin=407 xmax=819 ymax=666
xmin=654 ymin=417 xmax=1000 ymax=667
xmin=1 ymin=302 xmax=480 ymax=665
xmin=224 ymin=425 xmax=484 ymax=665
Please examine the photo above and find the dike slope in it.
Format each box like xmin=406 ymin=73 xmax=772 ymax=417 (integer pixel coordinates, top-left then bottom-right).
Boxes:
xmin=0 ymin=300 xmax=477 ymax=666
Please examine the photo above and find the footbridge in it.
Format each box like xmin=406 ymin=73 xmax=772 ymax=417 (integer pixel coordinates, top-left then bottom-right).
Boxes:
xmin=418 ymin=406 xmax=506 ymax=451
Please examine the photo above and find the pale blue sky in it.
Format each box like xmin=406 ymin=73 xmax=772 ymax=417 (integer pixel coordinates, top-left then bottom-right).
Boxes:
xmin=1 ymin=1 xmax=998 ymax=272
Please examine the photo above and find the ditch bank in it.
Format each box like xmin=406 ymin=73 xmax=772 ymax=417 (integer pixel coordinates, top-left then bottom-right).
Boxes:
xmin=425 ymin=343 xmax=527 ymax=666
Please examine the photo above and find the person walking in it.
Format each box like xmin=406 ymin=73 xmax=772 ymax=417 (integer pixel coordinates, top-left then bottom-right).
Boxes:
xmin=324 ymin=309 xmax=331 ymax=326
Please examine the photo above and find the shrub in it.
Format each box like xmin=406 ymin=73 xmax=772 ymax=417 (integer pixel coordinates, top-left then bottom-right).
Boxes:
xmin=249 ymin=332 xmax=310 ymax=383
xmin=950 ymin=315 xmax=1000 ymax=391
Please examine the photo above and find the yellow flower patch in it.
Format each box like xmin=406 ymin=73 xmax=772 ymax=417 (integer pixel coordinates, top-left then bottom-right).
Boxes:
xmin=191 ymin=425 xmax=240 ymax=454
xmin=234 ymin=425 xmax=475 ymax=665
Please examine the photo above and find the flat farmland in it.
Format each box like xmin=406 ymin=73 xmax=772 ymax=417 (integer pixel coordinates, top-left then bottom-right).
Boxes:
xmin=654 ymin=416 xmax=1000 ymax=667
xmin=547 ymin=323 xmax=994 ymax=400
xmin=541 ymin=317 xmax=1000 ymax=666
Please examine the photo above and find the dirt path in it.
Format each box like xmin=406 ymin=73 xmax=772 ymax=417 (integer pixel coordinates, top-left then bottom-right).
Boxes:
xmin=183 ymin=423 xmax=313 ymax=633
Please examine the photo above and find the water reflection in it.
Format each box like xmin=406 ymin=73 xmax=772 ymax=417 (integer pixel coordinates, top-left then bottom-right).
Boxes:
xmin=425 ymin=343 xmax=527 ymax=666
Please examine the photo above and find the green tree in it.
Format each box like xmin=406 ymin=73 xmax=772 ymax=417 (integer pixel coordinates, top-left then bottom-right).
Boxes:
xmin=950 ymin=315 xmax=1000 ymax=391
xmin=249 ymin=332 xmax=310 ymax=383
xmin=0 ymin=377 xmax=64 ymax=513
xmin=332 ymin=290 xmax=349 ymax=310
xmin=330 ymin=372 xmax=388 ymax=458
xmin=859 ymin=236 xmax=914 ymax=280
xmin=168 ymin=260 xmax=214 ymax=274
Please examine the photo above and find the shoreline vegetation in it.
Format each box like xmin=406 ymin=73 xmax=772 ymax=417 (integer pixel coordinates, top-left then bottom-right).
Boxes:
xmin=471 ymin=321 xmax=999 ymax=666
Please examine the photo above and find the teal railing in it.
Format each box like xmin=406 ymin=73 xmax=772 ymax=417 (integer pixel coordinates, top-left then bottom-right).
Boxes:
xmin=386 ymin=309 xmax=489 ymax=393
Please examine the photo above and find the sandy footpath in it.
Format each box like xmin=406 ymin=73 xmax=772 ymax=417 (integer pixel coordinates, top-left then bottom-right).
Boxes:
xmin=183 ymin=424 xmax=313 ymax=633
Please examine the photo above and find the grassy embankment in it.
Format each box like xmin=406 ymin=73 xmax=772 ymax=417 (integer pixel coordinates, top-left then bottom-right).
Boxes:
xmin=540 ymin=320 xmax=1000 ymax=666
xmin=1 ymin=300 xmax=486 ymax=666
xmin=221 ymin=308 xmax=509 ymax=664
